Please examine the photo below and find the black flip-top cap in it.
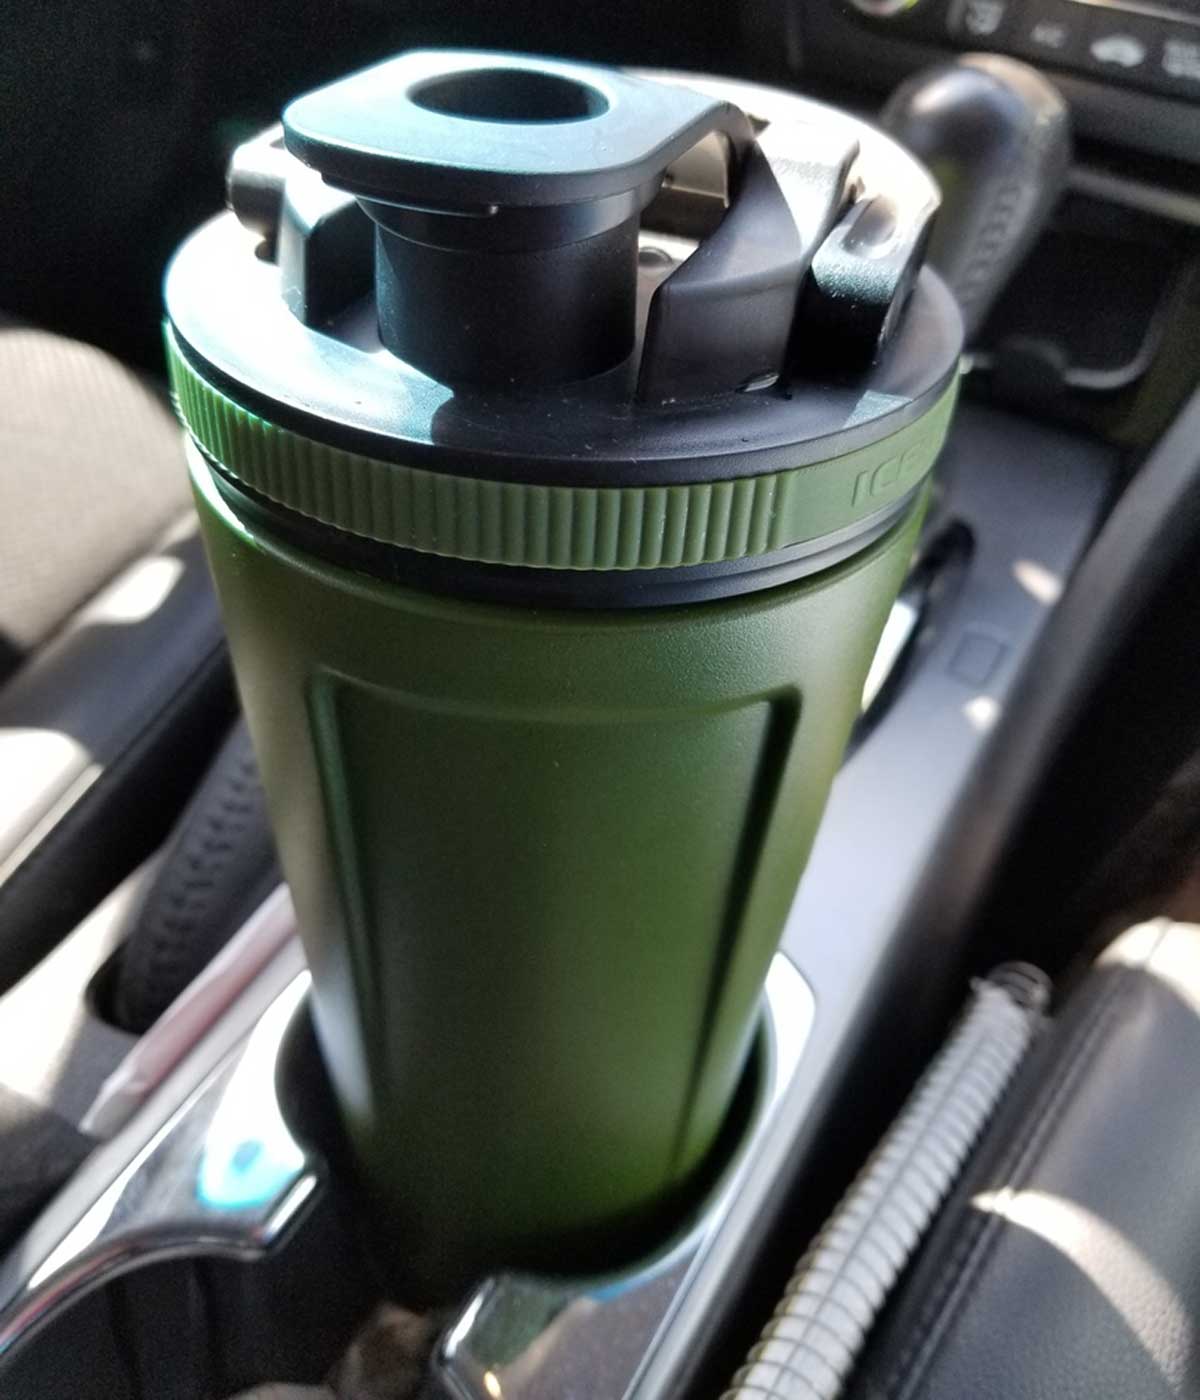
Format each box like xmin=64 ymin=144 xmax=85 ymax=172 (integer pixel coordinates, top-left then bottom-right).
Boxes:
xmin=282 ymin=50 xmax=753 ymax=211
xmin=282 ymin=52 xmax=767 ymax=386
xmin=169 ymin=59 xmax=963 ymax=606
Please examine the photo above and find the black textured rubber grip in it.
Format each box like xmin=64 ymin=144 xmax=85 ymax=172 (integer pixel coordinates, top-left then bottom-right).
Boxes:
xmin=111 ymin=718 xmax=279 ymax=1034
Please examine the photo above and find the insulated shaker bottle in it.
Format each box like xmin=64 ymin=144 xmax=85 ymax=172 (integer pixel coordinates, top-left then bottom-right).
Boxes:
xmin=165 ymin=54 xmax=961 ymax=1298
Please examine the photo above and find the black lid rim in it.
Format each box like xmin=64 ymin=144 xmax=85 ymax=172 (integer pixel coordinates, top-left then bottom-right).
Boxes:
xmin=165 ymin=265 xmax=961 ymax=492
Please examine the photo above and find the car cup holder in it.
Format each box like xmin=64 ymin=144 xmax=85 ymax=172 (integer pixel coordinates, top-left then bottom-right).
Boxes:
xmin=0 ymin=946 xmax=813 ymax=1399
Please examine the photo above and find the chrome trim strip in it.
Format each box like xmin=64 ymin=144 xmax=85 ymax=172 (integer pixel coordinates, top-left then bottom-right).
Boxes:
xmin=0 ymin=970 xmax=319 ymax=1359
xmin=1069 ymin=164 xmax=1200 ymax=227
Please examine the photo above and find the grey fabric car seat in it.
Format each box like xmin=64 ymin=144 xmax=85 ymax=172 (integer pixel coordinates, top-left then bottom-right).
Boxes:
xmin=0 ymin=318 xmax=232 ymax=989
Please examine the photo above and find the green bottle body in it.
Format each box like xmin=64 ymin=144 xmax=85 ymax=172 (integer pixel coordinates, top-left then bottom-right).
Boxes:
xmin=189 ymin=446 xmax=927 ymax=1297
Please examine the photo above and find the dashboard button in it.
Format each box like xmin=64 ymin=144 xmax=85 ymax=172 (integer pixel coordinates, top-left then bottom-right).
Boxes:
xmin=1155 ymin=24 xmax=1200 ymax=97
xmin=1090 ymin=32 xmax=1148 ymax=67
xmin=949 ymin=631 xmax=1007 ymax=686
xmin=1080 ymin=9 xmax=1157 ymax=81
xmin=1011 ymin=0 xmax=1087 ymax=64
xmin=948 ymin=0 xmax=1015 ymax=44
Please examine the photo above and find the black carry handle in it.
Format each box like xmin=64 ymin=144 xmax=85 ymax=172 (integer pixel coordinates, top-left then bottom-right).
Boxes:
xmin=638 ymin=121 xmax=861 ymax=402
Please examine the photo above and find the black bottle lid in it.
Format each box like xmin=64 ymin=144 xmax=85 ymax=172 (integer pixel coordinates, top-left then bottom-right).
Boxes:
xmin=166 ymin=56 xmax=962 ymax=606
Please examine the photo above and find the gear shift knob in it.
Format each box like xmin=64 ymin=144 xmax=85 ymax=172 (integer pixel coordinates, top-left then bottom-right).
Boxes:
xmin=881 ymin=53 xmax=1071 ymax=343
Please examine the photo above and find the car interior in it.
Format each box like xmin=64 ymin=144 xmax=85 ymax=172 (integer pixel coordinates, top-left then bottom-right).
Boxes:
xmin=1 ymin=2 xmax=1199 ymax=1398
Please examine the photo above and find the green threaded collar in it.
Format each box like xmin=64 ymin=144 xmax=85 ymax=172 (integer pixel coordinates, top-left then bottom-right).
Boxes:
xmin=168 ymin=329 xmax=956 ymax=573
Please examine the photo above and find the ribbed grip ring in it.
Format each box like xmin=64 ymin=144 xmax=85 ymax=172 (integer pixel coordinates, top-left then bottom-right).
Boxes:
xmin=168 ymin=329 xmax=957 ymax=574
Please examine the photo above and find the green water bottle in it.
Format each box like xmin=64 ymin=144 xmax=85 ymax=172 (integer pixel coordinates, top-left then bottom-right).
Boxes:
xmin=165 ymin=53 xmax=960 ymax=1301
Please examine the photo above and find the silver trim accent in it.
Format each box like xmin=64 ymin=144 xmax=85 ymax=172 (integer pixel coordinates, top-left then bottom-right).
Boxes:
xmin=435 ymin=954 xmax=815 ymax=1400
xmin=81 ymin=884 xmax=297 ymax=1138
xmin=1068 ymin=163 xmax=1200 ymax=228
xmin=0 ymin=970 xmax=319 ymax=1360
xmin=847 ymin=0 xmax=923 ymax=16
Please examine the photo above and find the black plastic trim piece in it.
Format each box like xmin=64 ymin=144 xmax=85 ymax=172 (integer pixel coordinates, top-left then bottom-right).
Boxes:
xmin=907 ymin=387 xmax=1200 ymax=971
